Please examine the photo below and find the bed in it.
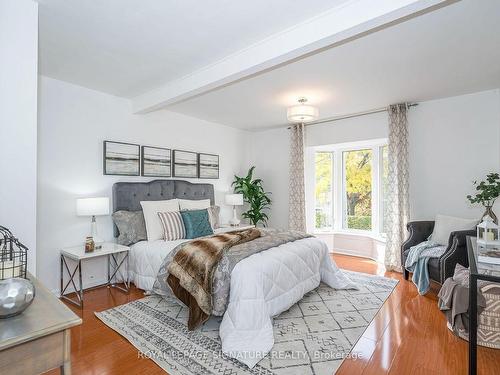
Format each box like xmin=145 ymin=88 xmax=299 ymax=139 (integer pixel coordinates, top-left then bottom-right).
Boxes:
xmin=112 ymin=179 xmax=355 ymax=368
xmin=113 ymin=180 xmax=214 ymax=290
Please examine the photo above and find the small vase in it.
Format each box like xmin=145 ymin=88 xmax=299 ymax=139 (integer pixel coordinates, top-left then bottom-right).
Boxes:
xmin=482 ymin=206 xmax=498 ymax=224
xmin=0 ymin=278 xmax=35 ymax=318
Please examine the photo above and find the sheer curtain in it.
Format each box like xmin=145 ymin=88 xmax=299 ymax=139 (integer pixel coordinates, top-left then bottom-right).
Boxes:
xmin=384 ymin=103 xmax=410 ymax=271
xmin=288 ymin=123 xmax=306 ymax=232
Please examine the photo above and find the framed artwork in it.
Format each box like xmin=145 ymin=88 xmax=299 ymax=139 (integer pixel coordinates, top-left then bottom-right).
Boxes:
xmin=141 ymin=146 xmax=171 ymax=177
xmin=103 ymin=141 xmax=140 ymax=176
xmin=173 ymin=150 xmax=198 ymax=178
xmin=198 ymin=153 xmax=219 ymax=179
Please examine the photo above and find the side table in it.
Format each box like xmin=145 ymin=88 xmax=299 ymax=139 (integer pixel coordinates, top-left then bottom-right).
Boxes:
xmin=60 ymin=242 xmax=130 ymax=308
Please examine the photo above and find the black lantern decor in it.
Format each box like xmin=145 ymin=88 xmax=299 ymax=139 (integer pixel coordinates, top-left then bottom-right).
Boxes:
xmin=0 ymin=226 xmax=28 ymax=280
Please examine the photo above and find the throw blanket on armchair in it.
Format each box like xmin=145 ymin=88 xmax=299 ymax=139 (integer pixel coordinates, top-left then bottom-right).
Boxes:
xmin=405 ymin=240 xmax=446 ymax=294
xmin=153 ymin=228 xmax=312 ymax=329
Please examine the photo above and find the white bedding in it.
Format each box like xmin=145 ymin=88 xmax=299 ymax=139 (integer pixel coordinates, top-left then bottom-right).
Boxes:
xmin=128 ymin=239 xmax=187 ymax=291
xmin=220 ymin=237 xmax=355 ymax=367
xmin=128 ymin=235 xmax=355 ymax=368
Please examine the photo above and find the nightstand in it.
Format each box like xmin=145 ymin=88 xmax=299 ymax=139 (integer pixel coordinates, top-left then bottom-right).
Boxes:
xmin=60 ymin=242 xmax=130 ymax=308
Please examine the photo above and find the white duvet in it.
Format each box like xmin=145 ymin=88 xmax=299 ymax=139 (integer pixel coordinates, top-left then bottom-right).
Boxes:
xmin=128 ymin=239 xmax=188 ymax=291
xmin=129 ymin=235 xmax=355 ymax=368
xmin=219 ymin=237 xmax=355 ymax=367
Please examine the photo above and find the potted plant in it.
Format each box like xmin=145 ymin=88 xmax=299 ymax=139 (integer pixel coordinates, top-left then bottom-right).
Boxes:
xmin=467 ymin=172 xmax=500 ymax=224
xmin=232 ymin=167 xmax=272 ymax=226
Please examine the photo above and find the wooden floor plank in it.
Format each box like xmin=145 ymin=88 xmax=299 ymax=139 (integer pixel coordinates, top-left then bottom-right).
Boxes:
xmin=43 ymin=254 xmax=499 ymax=375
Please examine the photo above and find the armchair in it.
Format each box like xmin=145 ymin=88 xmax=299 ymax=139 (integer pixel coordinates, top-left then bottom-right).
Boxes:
xmin=401 ymin=221 xmax=476 ymax=284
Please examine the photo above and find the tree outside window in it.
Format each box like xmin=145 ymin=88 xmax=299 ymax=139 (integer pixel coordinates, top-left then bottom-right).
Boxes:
xmin=344 ymin=149 xmax=372 ymax=230
xmin=315 ymin=152 xmax=333 ymax=230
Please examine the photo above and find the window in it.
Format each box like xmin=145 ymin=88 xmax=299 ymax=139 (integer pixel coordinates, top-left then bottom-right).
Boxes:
xmin=314 ymin=152 xmax=333 ymax=231
xmin=313 ymin=140 xmax=387 ymax=236
xmin=343 ymin=149 xmax=372 ymax=230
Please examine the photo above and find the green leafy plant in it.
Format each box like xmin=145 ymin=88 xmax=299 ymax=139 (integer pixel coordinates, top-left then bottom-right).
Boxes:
xmin=232 ymin=166 xmax=272 ymax=226
xmin=467 ymin=173 xmax=500 ymax=207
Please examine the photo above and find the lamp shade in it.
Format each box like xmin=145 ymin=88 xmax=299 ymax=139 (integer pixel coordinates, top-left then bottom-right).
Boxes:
xmin=76 ymin=197 xmax=110 ymax=216
xmin=225 ymin=194 xmax=244 ymax=206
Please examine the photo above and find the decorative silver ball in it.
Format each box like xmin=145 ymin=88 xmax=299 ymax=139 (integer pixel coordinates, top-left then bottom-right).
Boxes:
xmin=0 ymin=278 xmax=35 ymax=319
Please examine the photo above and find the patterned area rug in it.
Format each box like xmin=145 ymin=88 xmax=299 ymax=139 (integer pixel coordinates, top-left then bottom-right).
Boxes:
xmin=96 ymin=270 xmax=398 ymax=375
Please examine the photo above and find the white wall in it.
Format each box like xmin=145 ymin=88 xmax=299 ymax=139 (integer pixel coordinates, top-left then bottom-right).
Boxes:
xmin=409 ymin=89 xmax=500 ymax=220
xmin=0 ymin=0 xmax=38 ymax=274
xmin=248 ymin=127 xmax=290 ymax=229
xmin=306 ymin=111 xmax=388 ymax=147
xmin=38 ymin=76 xmax=249 ymax=292
xmin=250 ymin=90 xmax=500 ymax=256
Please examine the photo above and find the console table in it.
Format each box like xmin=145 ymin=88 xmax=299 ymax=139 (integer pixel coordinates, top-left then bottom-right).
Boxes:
xmin=0 ymin=274 xmax=82 ymax=374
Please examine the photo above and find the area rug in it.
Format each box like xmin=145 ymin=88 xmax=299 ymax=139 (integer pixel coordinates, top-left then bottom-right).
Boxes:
xmin=95 ymin=270 xmax=398 ymax=375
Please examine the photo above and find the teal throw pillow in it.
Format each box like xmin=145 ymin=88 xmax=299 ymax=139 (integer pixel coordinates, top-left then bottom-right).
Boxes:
xmin=180 ymin=209 xmax=214 ymax=239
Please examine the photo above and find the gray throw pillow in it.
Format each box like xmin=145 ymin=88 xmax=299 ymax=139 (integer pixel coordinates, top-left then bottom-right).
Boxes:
xmin=207 ymin=205 xmax=220 ymax=229
xmin=112 ymin=210 xmax=147 ymax=246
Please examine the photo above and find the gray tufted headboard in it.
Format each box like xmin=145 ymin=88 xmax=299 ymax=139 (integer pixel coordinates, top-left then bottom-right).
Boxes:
xmin=112 ymin=179 xmax=215 ymax=237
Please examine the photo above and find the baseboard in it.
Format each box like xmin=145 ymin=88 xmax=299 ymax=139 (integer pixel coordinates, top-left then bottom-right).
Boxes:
xmin=51 ymin=277 xmax=110 ymax=297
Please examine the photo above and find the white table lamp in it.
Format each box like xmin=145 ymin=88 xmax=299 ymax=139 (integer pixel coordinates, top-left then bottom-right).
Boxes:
xmin=76 ymin=197 xmax=110 ymax=245
xmin=225 ymin=194 xmax=244 ymax=226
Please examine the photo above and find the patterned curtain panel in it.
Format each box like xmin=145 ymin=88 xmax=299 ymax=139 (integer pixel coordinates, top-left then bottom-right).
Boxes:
xmin=288 ymin=123 xmax=306 ymax=232
xmin=384 ymin=103 xmax=410 ymax=271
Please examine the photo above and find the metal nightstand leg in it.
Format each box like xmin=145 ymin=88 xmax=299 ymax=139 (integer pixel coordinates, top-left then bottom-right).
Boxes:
xmin=60 ymin=255 xmax=83 ymax=308
xmin=107 ymin=252 xmax=129 ymax=293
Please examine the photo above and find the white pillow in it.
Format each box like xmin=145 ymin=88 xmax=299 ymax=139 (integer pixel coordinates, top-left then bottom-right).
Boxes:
xmin=140 ymin=199 xmax=180 ymax=241
xmin=430 ymin=214 xmax=477 ymax=245
xmin=178 ymin=198 xmax=211 ymax=211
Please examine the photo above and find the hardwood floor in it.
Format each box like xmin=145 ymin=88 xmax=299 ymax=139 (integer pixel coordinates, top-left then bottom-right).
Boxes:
xmin=333 ymin=255 xmax=499 ymax=375
xmin=48 ymin=254 xmax=499 ymax=375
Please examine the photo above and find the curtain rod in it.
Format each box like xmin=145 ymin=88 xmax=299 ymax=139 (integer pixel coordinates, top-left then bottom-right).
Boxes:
xmin=287 ymin=103 xmax=418 ymax=129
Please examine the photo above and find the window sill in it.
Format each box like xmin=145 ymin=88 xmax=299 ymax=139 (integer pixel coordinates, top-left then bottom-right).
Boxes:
xmin=314 ymin=230 xmax=386 ymax=243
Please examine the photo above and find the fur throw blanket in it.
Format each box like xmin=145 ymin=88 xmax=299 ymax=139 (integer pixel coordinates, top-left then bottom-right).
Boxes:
xmin=167 ymin=228 xmax=261 ymax=329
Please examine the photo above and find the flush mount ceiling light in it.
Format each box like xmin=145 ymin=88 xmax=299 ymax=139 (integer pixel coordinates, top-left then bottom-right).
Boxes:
xmin=287 ymin=97 xmax=319 ymax=123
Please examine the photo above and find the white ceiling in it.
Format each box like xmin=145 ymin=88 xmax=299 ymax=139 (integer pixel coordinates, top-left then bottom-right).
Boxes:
xmin=38 ymin=0 xmax=350 ymax=97
xmin=166 ymin=0 xmax=500 ymax=130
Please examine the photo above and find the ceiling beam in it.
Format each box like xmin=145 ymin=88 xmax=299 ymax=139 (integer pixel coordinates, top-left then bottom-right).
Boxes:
xmin=132 ymin=0 xmax=455 ymax=114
